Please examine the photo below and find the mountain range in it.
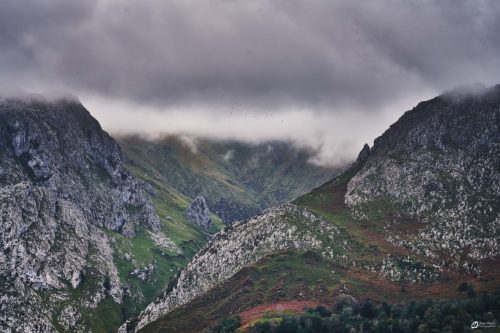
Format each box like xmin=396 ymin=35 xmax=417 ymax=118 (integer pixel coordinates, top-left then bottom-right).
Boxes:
xmin=125 ymin=85 xmax=500 ymax=332
xmin=1 ymin=85 xmax=499 ymax=333
xmin=0 ymin=95 xmax=337 ymax=332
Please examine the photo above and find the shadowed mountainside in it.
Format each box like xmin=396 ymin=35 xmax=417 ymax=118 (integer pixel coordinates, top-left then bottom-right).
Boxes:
xmin=117 ymin=135 xmax=340 ymax=224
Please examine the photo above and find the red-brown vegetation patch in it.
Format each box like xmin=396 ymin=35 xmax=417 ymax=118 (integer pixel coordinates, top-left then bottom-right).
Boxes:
xmin=343 ymin=266 xmax=500 ymax=304
xmin=238 ymin=300 xmax=324 ymax=326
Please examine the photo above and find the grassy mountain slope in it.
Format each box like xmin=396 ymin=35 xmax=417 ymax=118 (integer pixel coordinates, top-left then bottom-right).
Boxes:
xmin=117 ymin=135 xmax=339 ymax=223
xmin=87 ymin=148 xmax=227 ymax=331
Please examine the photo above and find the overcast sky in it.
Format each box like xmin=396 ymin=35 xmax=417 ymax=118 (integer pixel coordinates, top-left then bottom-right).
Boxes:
xmin=1 ymin=0 xmax=499 ymax=165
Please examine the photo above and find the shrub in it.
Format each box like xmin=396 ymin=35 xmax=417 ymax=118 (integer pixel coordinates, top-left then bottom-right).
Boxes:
xmin=360 ymin=300 xmax=376 ymax=319
xmin=217 ymin=316 xmax=241 ymax=333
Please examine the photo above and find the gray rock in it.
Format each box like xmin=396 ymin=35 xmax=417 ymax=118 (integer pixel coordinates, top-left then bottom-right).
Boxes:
xmin=353 ymin=143 xmax=370 ymax=167
xmin=345 ymin=84 xmax=500 ymax=274
xmin=0 ymin=97 xmax=161 ymax=331
xmin=58 ymin=306 xmax=81 ymax=331
xmin=186 ymin=196 xmax=212 ymax=230
xmin=129 ymin=263 xmax=156 ymax=283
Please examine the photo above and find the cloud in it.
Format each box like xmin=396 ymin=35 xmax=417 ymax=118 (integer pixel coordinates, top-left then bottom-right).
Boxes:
xmin=82 ymin=94 xmax=415 ymax=166
xmin=1 ymin=0 xmax=499 ymax=164
xmin=177 ymin=134 xmax=198 ymax=154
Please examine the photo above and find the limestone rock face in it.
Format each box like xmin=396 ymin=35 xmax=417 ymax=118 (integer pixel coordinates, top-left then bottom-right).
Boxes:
xmin=345 ymin=85 xmax=500 ymax=273
xmin=128 ymin=205 xmax=345 ymax=332
xmin=186 ymin=195 xmax=212 ymax=230
xmin=0 ymin=96 xmax=161 ymax=332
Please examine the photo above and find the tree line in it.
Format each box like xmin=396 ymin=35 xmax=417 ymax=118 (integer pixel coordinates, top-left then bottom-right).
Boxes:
xmin=216 ymin=288 xmax=499 ymax=333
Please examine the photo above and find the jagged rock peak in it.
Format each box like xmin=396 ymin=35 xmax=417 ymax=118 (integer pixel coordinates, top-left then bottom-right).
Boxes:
xmin=353 ymin=143 xmax=370 ymax=167
xmin=0 ymin=97 xmax=160 ymax=235
xmin=186 ymin=195 xmax=212 ymax=230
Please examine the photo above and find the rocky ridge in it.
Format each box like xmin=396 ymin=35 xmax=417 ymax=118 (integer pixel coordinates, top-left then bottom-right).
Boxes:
xmin=0 ymin=96 xmax=161 ymax=332
xmin=125 ymin=204 xmax=346 ymax=332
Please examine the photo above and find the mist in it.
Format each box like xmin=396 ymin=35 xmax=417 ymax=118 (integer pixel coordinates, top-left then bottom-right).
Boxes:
xmin=82 ymin=93 xmax=425 ymax=166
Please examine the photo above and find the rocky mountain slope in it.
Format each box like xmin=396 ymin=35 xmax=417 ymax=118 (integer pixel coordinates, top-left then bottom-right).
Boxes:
xmin=117 ymin=136 xmax=339 ymax=224
xmin=126 ymin=85 xmax=500 ymax=333
xmin=345 ymin=84 xmax=500 ymax=274
xmin=2 ymin=85 xmax=498 ymax=333
xmin=123 ymin=205 xmax=347 ymax=332
xmin=186 ymin=196 xmax=212 ymax=231
xmin=0 ymin=96 xmax=220 ymax=333
xmin=0 ymin=95 xmax=163 ymax=332
xmin=0 ymin=95 xmax=337 ymax=333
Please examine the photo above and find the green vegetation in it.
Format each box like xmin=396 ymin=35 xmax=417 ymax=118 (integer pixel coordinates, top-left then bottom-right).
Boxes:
xmin=216 ymin=316 xmax=241 ymax=333
xmin=252 ymin=251 xmax=341 ymax=292
xmin=117 ymin=135 xmax=338 ymax=223
xmin=138 ymin=250 xmax=347 ymax=333
xmin=70 ymin=138 xmax=232 ymax=332
xmin=234 ymin=292 xmax=500 ymax=333
xmin=294 ymin=170 xmax=389 ymax=266
xmin=77 ymin=135 xmax=337 ymax=332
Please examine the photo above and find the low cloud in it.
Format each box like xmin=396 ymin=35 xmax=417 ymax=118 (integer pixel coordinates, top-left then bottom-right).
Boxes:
xmin=82 ymin=94 xmax=420 ymax=166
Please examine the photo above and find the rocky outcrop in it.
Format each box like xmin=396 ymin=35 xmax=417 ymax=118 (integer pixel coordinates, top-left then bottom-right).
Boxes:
xmin=130 ymin=263 xmax=156 ymax=283
xmin=345 ymin=85 xmax=500 ymax=273
xmin=0 ymin=96 xmax=161 ymax=332
xmin=126 ymin=205 xmax=346 ymax=332
xmin=186 ymin=196 xmax=212 ymax=230
xmin=353 ymin=143 xmax=371 ymax=168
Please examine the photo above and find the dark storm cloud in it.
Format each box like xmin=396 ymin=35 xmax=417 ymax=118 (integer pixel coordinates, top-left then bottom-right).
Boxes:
xmin=2 ymin=0 xmax=499 ymax=111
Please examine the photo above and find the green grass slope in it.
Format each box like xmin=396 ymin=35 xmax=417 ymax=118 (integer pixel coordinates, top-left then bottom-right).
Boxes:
xmin=117 ymin=135 xmax=339 ymax=223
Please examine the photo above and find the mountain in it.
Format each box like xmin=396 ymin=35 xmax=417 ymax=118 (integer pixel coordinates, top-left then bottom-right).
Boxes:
xmin=345 ymin=86 xmax=500 ymax=274
xmin=0 ymin=96 xmax=213 ymax=332
xmin=117 ymin=135 xmax=339 ymax=224
xmin=126 ymin=85 xmax=500 ymax=332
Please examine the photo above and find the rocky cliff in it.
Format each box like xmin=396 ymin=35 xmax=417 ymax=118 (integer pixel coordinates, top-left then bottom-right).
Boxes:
xmin=0 ymin=96 xmax=161 ymax=332
xmin=345 ymin=85 xmax=500 ymax=274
